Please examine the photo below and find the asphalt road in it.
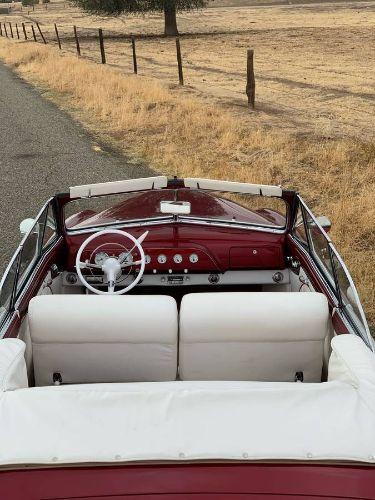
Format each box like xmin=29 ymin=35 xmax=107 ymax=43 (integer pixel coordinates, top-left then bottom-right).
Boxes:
xmin=0 ymin=61 xmax=153 ymax=273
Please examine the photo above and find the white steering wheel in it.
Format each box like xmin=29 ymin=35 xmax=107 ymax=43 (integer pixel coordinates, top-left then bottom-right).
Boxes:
xmin=76 ymin=229 xmax=148 ymax=295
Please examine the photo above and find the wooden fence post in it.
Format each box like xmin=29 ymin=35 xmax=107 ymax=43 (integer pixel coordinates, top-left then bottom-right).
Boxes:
xmin=246 ymin=49 xmax=255 ymax=109
xmin=98 ymin=28 xmax=106 ymax=64
xmin=9 ymin=22 xmax=13 ymax=38
xmin=131 ymin=36 xmax=137 ymax=74
xmin=15 ymin=23 xmax=20 ymax=39
xmin=22 ymin=22 xmax=27 ymax=40
xmin=54 ymin=23 xmax=61 ymax=49
xmin=36 ymin=22 xmax=46 ymax=44
xmin=73 ymin=25 xmax=80 ymax=56
xmin=31 ymin=24 xmax=37 ymax=42
xmin=4 ymin=23 xmax=8 ymax=37
xmin=175 ymin=37 xmax=184 ymax=86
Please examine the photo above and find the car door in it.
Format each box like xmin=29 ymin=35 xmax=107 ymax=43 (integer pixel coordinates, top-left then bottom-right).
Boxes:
xmin=293 ymin=196 xmax=373 ymax=349
xmin=0 ymin=199 xmax=58 ymax=338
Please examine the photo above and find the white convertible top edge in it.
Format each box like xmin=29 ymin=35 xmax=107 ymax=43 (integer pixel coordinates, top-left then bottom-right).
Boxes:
xmin=69 ymin=176 xmax=168 ymax=199
xmin=184 ymin=178 xmax=283 ymax=197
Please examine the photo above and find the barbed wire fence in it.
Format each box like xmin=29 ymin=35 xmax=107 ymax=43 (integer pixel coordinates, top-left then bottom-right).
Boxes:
xmin=0 ymin=17 xmax=256 ymax=108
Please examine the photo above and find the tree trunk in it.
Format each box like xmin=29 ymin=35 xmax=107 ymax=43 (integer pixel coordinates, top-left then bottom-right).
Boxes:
xmin=164 ymin=2 xmax=178 ymax=36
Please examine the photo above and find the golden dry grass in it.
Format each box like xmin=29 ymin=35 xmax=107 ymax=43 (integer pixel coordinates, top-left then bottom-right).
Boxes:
xmin=0 ymin=38 xmax=374 ymax=330
xmin=5 ymin=0 xmax=375 ymax=138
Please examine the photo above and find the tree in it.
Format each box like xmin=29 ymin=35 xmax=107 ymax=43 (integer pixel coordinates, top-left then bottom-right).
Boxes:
xmin=72 ymin=0 xmax=207 ymax=36
xmin=21 ymin=0 xmax=38 ymax=6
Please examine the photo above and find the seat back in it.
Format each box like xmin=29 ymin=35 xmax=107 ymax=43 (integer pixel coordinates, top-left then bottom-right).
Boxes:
xmin=29 ymin=295 xmax=178 ymax=386
xmin=179 ymin=292 xmax=330 ymax=382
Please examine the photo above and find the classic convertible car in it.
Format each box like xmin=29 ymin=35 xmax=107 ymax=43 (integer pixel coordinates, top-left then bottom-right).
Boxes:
xmin=0 ymin=176 xmax=374 ymax=499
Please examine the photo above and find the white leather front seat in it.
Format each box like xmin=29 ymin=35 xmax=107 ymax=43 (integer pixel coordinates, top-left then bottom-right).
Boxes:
xmin=179 ymin=292 xmax=330 ymax=382
xmin=29 ymin=295 xmax=178 ymax=386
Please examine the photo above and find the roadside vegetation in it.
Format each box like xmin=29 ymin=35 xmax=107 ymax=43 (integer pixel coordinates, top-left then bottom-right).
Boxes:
xmin=0 ymin=38 xmax=374 ymax=328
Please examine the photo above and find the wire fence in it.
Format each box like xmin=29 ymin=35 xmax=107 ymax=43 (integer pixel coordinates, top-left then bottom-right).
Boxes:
xmin=0 ymin=18 xmax=256 ymax=107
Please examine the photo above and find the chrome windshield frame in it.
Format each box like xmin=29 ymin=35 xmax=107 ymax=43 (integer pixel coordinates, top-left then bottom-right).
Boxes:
xmin=298 ymin=196 xmax=372 ymax=348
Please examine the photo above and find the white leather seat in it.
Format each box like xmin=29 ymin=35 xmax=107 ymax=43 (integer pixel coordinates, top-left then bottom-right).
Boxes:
xmin=179 ymin=292 xmax=330 ymax=382
xmin=28 ymin=295 xmax=178 ymax=386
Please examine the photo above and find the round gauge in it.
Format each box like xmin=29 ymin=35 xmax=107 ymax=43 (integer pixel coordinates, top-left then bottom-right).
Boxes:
xmin=145 ymin=255 xmax=151 ymax=264
xmin=94 ymin=251 xmax=109 ymax=266
xmin=119 ymin=252 xmax=133 ymax=266
xmin=157 ymin=254 xmax=167 ymax=264
xmin=189 ymin=253 xmax=199 ymax=264
xmin=173 ymin=254 xmax=183 ymax=264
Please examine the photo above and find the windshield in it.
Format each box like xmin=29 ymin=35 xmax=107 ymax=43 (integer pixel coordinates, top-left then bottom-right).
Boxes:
xmin=64 ymin=189 xmax=287 ymax=231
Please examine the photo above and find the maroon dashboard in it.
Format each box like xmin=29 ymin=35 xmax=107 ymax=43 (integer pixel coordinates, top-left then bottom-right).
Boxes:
xmin=65 ymin=223 xmax=286 ymax=274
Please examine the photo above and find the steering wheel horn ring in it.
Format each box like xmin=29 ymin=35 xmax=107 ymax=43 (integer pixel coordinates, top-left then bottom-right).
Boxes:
xmin=75 ymin=229 xmax=148 ymax=295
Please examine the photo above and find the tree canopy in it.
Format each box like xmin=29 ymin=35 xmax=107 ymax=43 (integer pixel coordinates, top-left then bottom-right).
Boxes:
xmin=72 ymin=0 xmax=207 ymax=35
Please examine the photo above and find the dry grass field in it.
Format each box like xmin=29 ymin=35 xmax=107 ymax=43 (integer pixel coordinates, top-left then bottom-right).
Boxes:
xmin=5 ymin=0 xmax=375 ymax=137
xmin=0 ymin=1 xmax=374 ymax=328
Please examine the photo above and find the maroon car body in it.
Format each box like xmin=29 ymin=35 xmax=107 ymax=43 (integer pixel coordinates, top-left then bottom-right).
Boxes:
xmin=0 ymin=177 xmax=373 ymax=499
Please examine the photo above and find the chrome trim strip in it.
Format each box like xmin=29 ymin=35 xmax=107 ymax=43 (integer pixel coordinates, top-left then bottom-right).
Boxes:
xmin=66 ymin=218 xmax=286 ymax=236
xmin=179 ymin=216 xmax=285 ymax=231
xmin=66 ymin=218 xmax=174 ymax=235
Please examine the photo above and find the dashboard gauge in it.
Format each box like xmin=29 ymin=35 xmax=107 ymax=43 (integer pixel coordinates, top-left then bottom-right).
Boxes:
xmin=173 ymin=254 xmax=183 ymax=264
xmin=189 ymin=253 xmax=199 ymax=264
xmin=157 ymin=254 xmax=167 ymax=264
xmin=119 ymin=252 xmax=133 ymax=266
xmin=94 ymin=252 xmax=109 ymax=266
xmin=145 ymin=255 xmax=151 ymax=264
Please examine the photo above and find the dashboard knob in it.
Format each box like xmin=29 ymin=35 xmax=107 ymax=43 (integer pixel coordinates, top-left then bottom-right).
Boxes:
xmin=208 ymin=273 xmax=220 ymax=284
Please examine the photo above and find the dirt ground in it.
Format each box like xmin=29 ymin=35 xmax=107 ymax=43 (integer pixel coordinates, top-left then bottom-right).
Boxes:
xmin=4 ymin=0 xmax=375 ymax=139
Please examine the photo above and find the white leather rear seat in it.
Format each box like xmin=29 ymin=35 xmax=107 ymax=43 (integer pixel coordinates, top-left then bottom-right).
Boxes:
xmin=179 ymin=292 xmax=330 ymax=382
xmin=29 ymin=295 xmax=178 ymax=386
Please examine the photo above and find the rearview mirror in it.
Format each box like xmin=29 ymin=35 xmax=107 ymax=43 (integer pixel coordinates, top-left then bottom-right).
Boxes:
xmin=315 ymin=216 xmax=332 ymax=232
xmin=19 ymin=218 xmax=35 ymax=236
xmin=160 ymin=201 xmax=191 ymax=215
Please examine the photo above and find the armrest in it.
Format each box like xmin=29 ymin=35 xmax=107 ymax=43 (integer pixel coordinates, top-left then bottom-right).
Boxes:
xmin=328 ymin=334 xmax=375 ymax=389
xmin=0 ymin=338 xmax=28 ymax=392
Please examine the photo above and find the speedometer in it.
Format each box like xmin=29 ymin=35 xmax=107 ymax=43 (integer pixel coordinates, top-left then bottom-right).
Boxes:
xmin=94 ymin=252 xmax=109 ymax=266
xmin=119 ymin=252 xmax=133 ymax=266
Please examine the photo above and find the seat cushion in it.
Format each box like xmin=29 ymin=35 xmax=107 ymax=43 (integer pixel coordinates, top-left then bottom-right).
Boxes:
xmin=179 ymin=292 xmax=330 ymax=382
xmin=29 ymin=295 xmax=178 ymax=386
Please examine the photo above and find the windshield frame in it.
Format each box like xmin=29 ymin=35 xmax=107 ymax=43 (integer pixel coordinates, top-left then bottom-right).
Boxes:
xmin=63 ymin=189 xmax=289 ymax=235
